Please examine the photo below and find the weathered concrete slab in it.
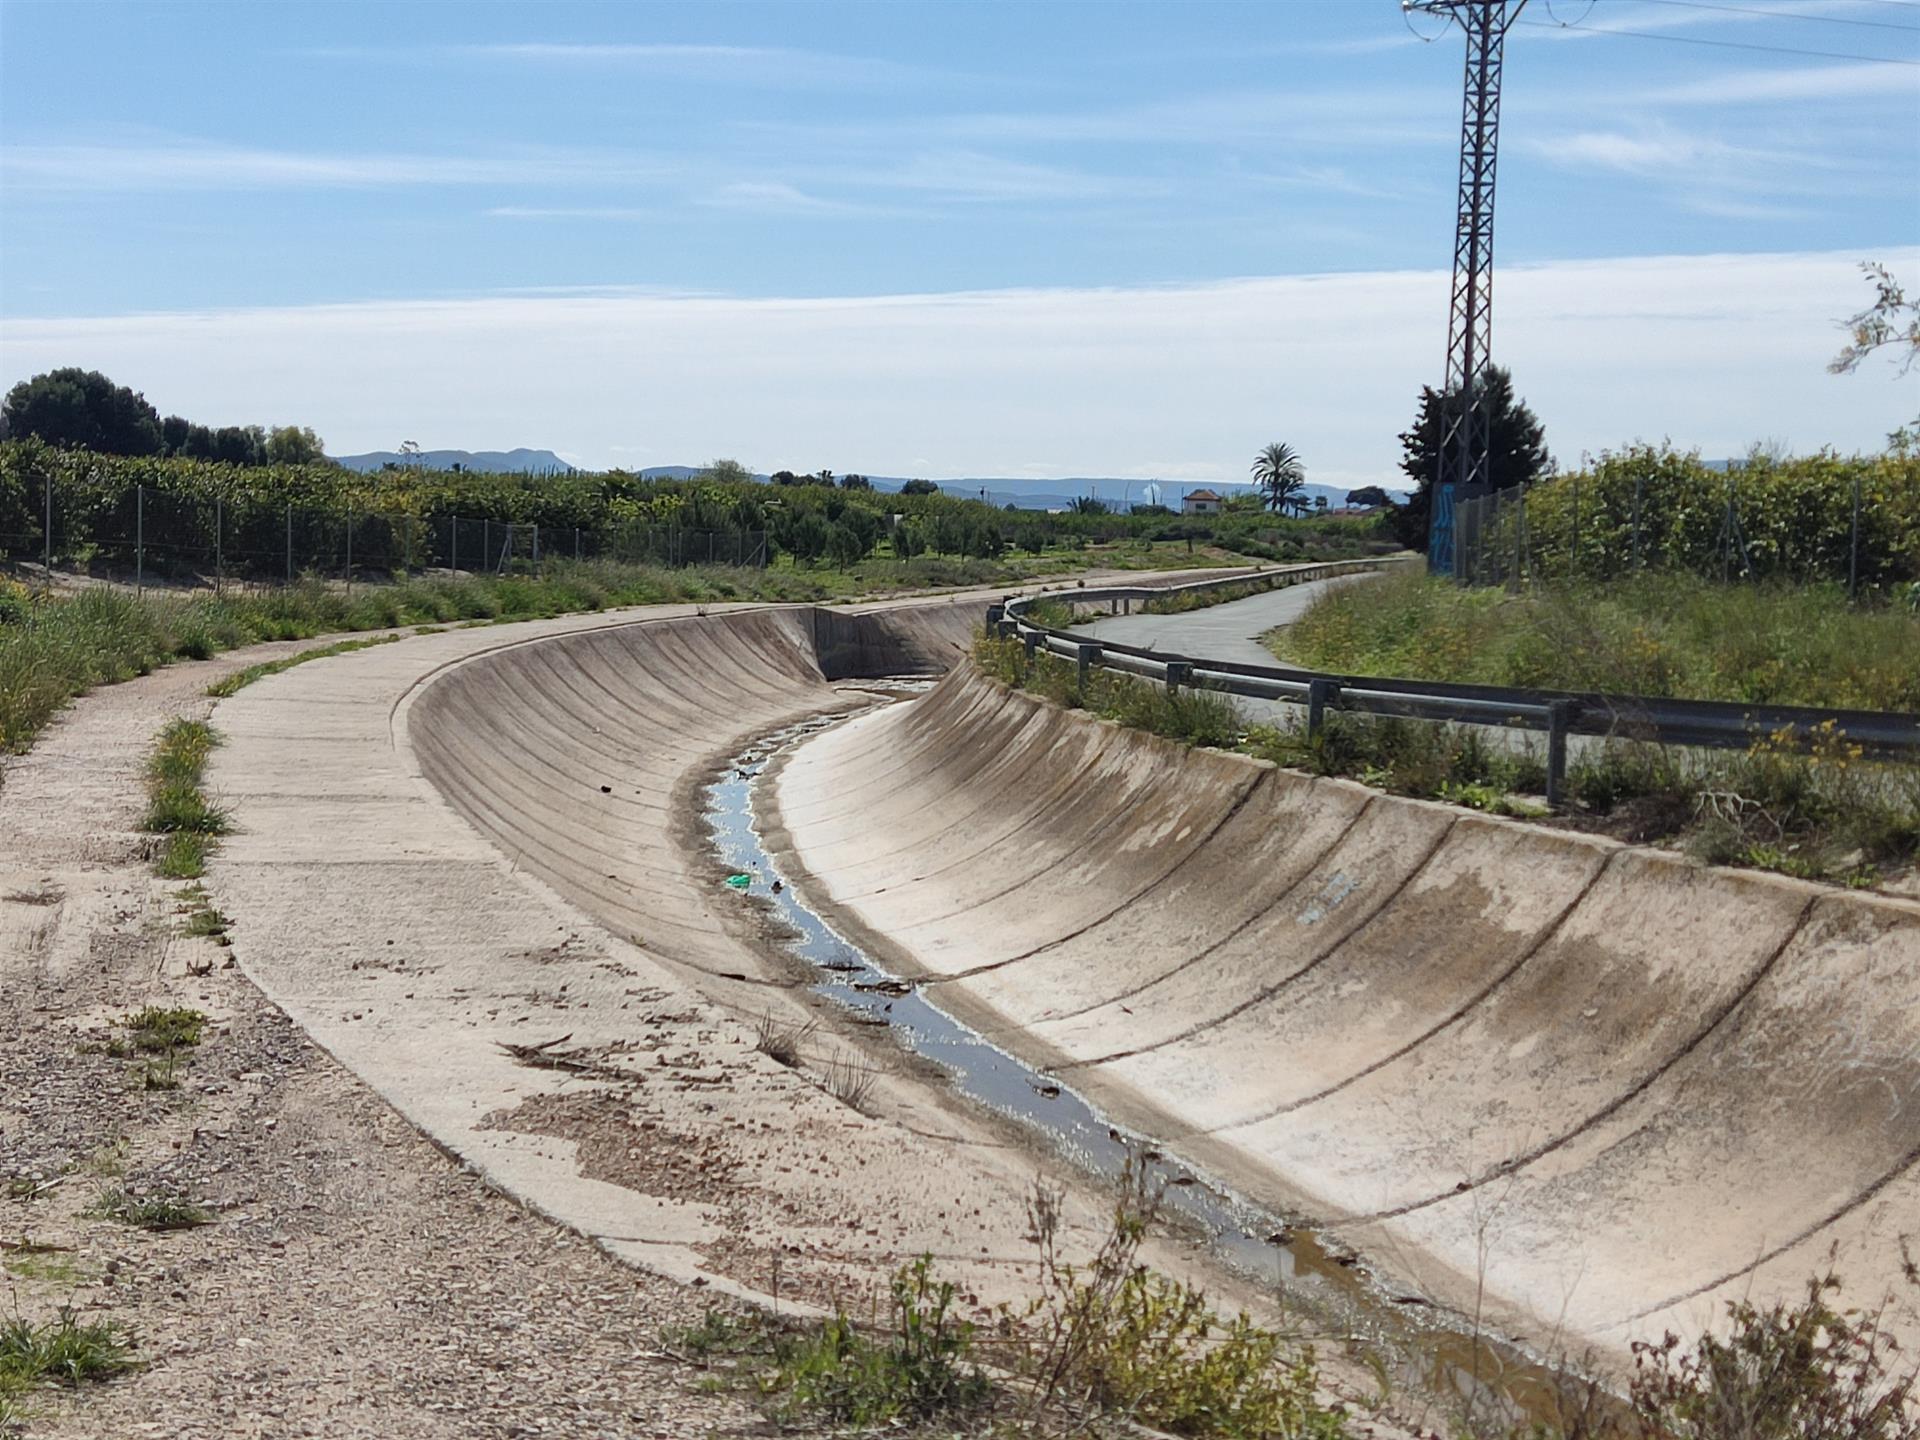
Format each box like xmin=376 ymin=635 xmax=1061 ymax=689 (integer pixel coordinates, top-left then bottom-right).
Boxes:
xmin=770 ymin=663 xmax=1920 ymax=1362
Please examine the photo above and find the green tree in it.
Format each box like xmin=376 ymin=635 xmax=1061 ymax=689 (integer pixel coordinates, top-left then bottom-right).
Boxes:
xmin=899 ymin=478 xmax=939 ymax=496
xmin=1070 ymin=495 xmax=1110 ymax=516
xmin=1250 ymin=442 xmax=1306 ymax=515
xmin=2 ymin=368 xmax=164 ymax=455
xmin=891 ymin=516 xmax=925 ymax=559
xmin=839 ymin=472 xmax=873 ymax=490
xmin=265 ymin=425 xmax=328 ymax=465
xmin=1391 ymin=366 xmax=1550 ymax=552
xmin=703 ymin=458 xmax=754 ymax=485
xmin=1344 ymin=485 xmax=1394 ymax=508
xmin=825 ymin=520 xmax=867 ymax=569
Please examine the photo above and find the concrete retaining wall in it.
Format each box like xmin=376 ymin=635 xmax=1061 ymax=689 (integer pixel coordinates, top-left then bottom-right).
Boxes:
xmin=769 ymin=664 xmax=1920 ymax=1359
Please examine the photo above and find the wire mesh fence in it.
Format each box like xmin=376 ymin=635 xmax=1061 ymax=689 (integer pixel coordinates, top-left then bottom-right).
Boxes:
xmin=1453 ymin=470 xmax=1882 ymax=597
xmin=0 ymin=481 xmax=769 ymax=594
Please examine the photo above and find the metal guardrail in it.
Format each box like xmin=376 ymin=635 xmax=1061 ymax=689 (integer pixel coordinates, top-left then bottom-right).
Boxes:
xmin=990 ymin=560 xmax=1920 ymax=806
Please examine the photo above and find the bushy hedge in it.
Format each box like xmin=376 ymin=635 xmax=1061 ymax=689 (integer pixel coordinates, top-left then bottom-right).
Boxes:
xmin=0 ymin=441 xmax=1395 ymax=578
xmin=1493 ymin=446 xmax=1920 ymax=591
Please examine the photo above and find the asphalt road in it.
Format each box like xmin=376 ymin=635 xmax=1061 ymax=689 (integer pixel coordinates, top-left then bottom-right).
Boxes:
xmin=1075 ymin=572 xmax=1375 ymax=669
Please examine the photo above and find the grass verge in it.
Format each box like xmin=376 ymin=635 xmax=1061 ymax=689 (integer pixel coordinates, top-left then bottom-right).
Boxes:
xmin=974 ymin=632 xmax=1244 ymax=750
xmin=142 ymin=719 xmax=226 ymax=882
xmin=1274 ymin=568 xmax=1920 ymax=712
xmin=976 ymin=632 xmax=1918 ymax=888
xmin=205 ymin=633 xmax=402 ymax=697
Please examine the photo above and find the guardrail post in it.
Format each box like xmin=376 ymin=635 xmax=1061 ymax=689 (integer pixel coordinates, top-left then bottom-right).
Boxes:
xmin=1546 ymin=700 xmax=1578 ymax=809
xmin=1307 ymin=679 xmax=1339 ymax=737
xmin=1165 ymin=661 xmax=1192 ymax=695
xmin=985 ymin=603 xmax=1004 ymax=630
xmin=1022 ymin=630 xmax=1038 ymax=658
xmin=997 ymin=619 xmax=1017 ymax=639
xmin=1123 ymin=597 xmax=1132 ymax=615
xmin=1076 ymin=643 xmax=1102 ymax=696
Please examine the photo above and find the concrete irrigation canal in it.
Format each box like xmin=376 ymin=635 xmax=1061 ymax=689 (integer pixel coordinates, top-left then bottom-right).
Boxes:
xmin=200 ymin=577 xmax=1920 ymax=1413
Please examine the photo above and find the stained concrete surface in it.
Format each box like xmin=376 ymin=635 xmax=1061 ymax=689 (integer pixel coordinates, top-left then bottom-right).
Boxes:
xmin=770 ymin=666 xmax=1920 ymax=1364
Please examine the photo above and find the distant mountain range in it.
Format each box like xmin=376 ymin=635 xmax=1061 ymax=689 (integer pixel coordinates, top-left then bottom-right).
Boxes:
xmin=331 ymin=447 xmax=573 ymax=474
xmin=326 ymin=449 xmax=1403 ymax=511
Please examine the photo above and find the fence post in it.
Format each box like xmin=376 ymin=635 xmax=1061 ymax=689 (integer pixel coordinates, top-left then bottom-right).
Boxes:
xmin=1571 ymin=471 xmax=1580 ymax=581
xmin=532 ymin=523 xmax=540 ymax=568
xmin=1850 ymin=473 xmax=1861 ymax=601
xmin=1632 ymin=475 xmax=1644 ymax=571
xmin=1075 ymin=643 xmax=1102 ymax=697
xmin=451 ymin=516 xmax=459 ymax=576
xmin=1546 ymin=700 xmax=1578 ymax=809
xmin=42 ymin=469 xmax=51 ymax=590
xmin=575 ymin=527 xmax=581 ymax=562
xmin=215 ymin=496 xmax=223 ymax=595
xmin=1514 ymin=492 xmax=1526 ymax=588
xmin=136 ymin=485 xmax=144 ymax=595
xmin=1165 ymin=661 xmax=1193 ymax=695
xmin=483 ymin=518 xmax=490 ymax=574
xmin=286 ymin=503 xmax=293 ymax=584
xmin=1307 ymin=678 xmax=1338 ymax=737
xmin=345 ymin=509 xmax=353 ymax=595
xmin=1723 ymin=479 xmax=1733 ymax=583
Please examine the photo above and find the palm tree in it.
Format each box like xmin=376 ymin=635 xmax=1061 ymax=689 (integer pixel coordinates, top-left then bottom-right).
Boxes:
xmin=1251 ymin=442 xmax=1307 ymax=515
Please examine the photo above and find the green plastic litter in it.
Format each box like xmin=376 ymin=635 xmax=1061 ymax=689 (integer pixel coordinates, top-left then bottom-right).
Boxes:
xmin=724 ymin=873 xmax=753 ymax=889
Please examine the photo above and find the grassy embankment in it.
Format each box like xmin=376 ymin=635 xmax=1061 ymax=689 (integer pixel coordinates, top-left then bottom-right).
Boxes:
xmin=1250 ymin=569 xmax=1920 ymax=884
xmin=978 ymin=569 xmax=1920 ymax=886
xmin=1272 ymin=567 xmax=1920 ymax=711
xmin=0 ymin=544 xmax=1230 ymax=766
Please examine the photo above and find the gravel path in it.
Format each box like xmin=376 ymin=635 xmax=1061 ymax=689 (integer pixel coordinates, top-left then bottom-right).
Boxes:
xmin=0 ymin=643 xmax=762 ymax=1439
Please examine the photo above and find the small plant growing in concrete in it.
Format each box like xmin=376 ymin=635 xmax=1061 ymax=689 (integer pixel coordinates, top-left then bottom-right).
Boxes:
xmin=751 ymin=1014 xmax=815 ymax=1068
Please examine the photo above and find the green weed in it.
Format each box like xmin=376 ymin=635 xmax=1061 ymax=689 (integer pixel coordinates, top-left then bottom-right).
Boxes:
xmin=0 ymin=1308 xmax=135 ymax=1406
xmin=116 ymin=1007 xmax=206 ymax=1054
xmin=153 ymin=831 xmax=210 ymax=879
xmin=204 ymin=633 xmax=402 ymax=697
xmin=87 ymin=1188 xmax=213 ymax=1232
xmin=762 ymin=1257 xmax=990 ymax=1427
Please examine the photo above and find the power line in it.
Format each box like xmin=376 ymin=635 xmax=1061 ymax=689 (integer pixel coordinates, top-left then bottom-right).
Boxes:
xmin=1518 ymin=15 xmax=1920 ymax=61
xmin=1629 ymin=0 xmax=1920 ymax=31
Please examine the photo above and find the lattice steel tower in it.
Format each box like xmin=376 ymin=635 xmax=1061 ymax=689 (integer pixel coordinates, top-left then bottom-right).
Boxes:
xmin=1405 ymin=0 xmax=1527 ymax=576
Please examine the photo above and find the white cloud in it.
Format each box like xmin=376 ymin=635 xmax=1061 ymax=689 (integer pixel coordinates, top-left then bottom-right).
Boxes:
xmin=3 ymin=249 xmax=1913 ymax=484
xmin=1 ymin=140 xmax=670 ymax=191
xmin=304 ymin=40 xmax=936 ymax=88
xmin=1643 ymin=61 xmax=1920 ymax=106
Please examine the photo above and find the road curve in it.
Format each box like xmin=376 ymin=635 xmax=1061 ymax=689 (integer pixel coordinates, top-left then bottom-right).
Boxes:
xmin=1074 ymin=571 xmax=1376 ymax=670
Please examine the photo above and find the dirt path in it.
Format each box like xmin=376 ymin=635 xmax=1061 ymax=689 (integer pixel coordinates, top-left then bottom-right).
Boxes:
xmin=0 ymin=640 xmax=762 ymax=1438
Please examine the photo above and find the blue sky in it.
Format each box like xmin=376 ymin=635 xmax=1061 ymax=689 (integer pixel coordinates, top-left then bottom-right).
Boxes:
xmin=2 ymin=0 xmax=1917 ymax=482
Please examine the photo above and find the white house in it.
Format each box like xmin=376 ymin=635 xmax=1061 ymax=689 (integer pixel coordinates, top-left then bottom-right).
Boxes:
xmin=1181 ymin=488 xmax=1224 ymax=515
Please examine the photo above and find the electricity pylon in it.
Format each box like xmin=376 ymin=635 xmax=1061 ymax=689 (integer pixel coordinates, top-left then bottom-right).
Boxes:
xmin=1405 ymin=0 xmax=1528 ymax=576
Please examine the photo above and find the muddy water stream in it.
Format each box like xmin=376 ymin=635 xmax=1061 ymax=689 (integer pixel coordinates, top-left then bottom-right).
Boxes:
xmin=706 ymin=689 xmax=1583 ymax=1429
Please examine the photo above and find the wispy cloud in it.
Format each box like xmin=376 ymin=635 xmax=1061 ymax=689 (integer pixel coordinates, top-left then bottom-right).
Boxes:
xmin=1 ymin=140 xmax=670 ymax=191
xmin=1527 ymin=129 xmax=1790 ymax=178
xmin=307 ymin=40 xmax=940 ymax=88
xmin=8 ymin=249 xmax=1909 ymax=482
xmin=696 ymin=182 xmax=878 ymax=217
xmin=1642 ymin=61 xmax=1920 ymax=105
xmin=486 ymin=206 xmax=660 ymax=222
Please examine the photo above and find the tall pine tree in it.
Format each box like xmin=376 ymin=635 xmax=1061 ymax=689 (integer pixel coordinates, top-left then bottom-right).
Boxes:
xmin=1390 ymin=366 xmax=1550 ymax=552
